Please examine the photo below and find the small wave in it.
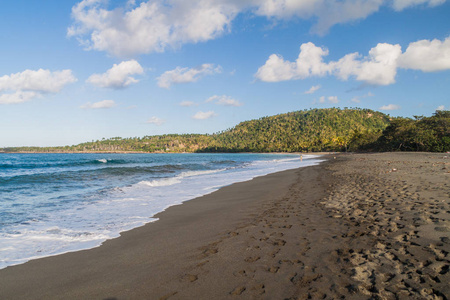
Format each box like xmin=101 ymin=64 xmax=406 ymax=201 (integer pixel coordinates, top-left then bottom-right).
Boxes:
xmin=137 ymin=168 xmax=226 ymax=187
xmin=214 ymin=160 xmax=237 ymax=165
xmin=0 ymin=163 xmax=38 ymax=170
xmin=91 ymin=158 xmax=130 ymax=165
xmin=138 ymin=178 xmax=181 ymax=187
xmin=179 ymin=169 xmax=225 ymax=178
xmin=0 ymin=227 xmax=111 ymax=268
xmin=0 ymin=158 xmax=129 ymax=170
xmin=251 ymin=155 xmax=316 ymax=165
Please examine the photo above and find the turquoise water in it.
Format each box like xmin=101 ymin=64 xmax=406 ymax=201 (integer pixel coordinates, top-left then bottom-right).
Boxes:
xmin=0 ymin=153 xmax=322 ymax=268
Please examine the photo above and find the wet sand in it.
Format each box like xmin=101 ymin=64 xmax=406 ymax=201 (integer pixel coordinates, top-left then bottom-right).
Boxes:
xmin=0 ymin=152 xmax=449 ymax=299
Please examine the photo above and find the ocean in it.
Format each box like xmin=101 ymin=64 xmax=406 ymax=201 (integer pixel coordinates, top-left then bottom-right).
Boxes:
xmin=0 ymin=153 xmax=322 ymax=269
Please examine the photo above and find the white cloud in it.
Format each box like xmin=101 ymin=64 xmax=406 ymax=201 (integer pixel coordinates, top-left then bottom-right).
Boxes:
xmin=0 ymin=69 xmax=76 ymax=93
xmin=350 ymin=92 xmax=374 ymax=103
xmin=256 ymin=42 xmax=401 ymax=85
xmin=192 ymin=110 xmax=217 ymax=120
xmin=328 ymin=96 xmax=339 ymax=103
xmin=305 ymin=85 xmax=321 ymax=94
xmin=305 ymin=0 xmax=385 ymax=35
xmin=87 ymin=60 xmax=144 ymax=89
xmin=254 ymin=54 xmax=298 ymax=82
xmin=0 ymin=69 xmax=77 ymax=104
xmin=257 ymin=37 xmax=450 ymax=86
xmin=379 ymin=104 xmax=401 ymax=110
xmin=206 ymin=95 xmax=243 ymax=107
xmin=398 ymin=37 xmax=450 ymax=72
xmin=157 ymin=64 xmax=221 ymax=89
xmin=314 ymin=95 xmax=340 ymax=104
xmin=392 ymin=0 xmax=446 ymax=11
xmin=0 ymin=91 xmax=39 ymax=104
xmin=80 ymin=99 xmax=116 ymax=109
xmin=146 ymin=116 xmax=165 ymax=125
xmin=255 ymin=42 xmax=331 ymax=82
xmin=217 ymin=97 xmax=243 ymax=107
xmin=68 ymin=0 xmax=446 ymax=57
xmin=68 ymin=0 xmax=239 ymax=57
xmin=437 ymin=105 xmax=445 ymax=110
xmin=179 ymin=101 xmax=198 ymax=107
xmin=335 ymin=43 xmax=402 ymax=85
xmin=253 ymin=0 xmax=386 ymax=34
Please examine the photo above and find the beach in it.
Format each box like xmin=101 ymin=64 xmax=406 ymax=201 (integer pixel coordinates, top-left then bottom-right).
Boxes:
xmin=0 ymin=152 xmax=449 ymax=299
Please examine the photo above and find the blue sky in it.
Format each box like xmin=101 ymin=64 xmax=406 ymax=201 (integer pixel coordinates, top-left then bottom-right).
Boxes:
xmin=1 ymin=0 xmax=449 ymax=147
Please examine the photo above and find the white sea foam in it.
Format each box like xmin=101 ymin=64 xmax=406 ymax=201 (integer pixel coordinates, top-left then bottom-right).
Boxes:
xmin=179 ymin=169 xmax=226 ymax=178
xmin=97 ymin=159 xmax=108 ymax=163
xmin=139 ymin=177 xmax=181 ymax=187
xmin=138 ymin=168 xmax=226 ymax=187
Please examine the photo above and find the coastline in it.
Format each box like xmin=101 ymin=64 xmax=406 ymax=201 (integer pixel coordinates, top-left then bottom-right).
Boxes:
xmin=0 ymin=153 xmax=449 ymax=299
xmin=0 ymin=153 xmax=321 ymax=270
xmin=0 ymin=151 xmax=335 ymax=155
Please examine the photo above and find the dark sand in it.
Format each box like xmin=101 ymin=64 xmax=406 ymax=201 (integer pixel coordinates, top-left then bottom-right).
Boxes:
xmin=0 ymin=153 xmax=449 ymax=299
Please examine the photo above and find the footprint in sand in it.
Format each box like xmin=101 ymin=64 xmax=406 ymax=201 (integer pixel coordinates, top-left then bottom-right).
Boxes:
xmin=159 ymin=291 xmax=178 ymax=300
xmin=230 ymin=286 xmax=246 ymax=295
xmin=183 ymin=274 xmax=198 ymax=282
xmin=268 ymin=266 xmax=280 ymax=273
xmin=271 ymin=239 xmax=286 ymax=246
xmin=234 ymin=269 xmax=247 ymax=277
xmin=250 ymin=283 xmax=265 ymax=295
xmin=270 ymin=248 xmax=281 ymax=258
xmin=245 ymin=256 xmax=261 ymax=263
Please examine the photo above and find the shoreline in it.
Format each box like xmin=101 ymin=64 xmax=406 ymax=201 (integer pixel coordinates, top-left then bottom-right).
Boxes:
xmin=0 ymin=153 xmax=322 ymax=270
xmin=0 ymin=151 xmax=335 ymax=155
xmin=0 ymin=153 xmax=448 ymax=299
xmin=0 ymin=158 xmax=315 ymax=299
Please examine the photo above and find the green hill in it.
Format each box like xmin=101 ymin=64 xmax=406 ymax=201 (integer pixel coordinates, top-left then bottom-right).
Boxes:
xmin=373 ymin=110 xmax=450 ymax=152
xmin=3 ymin=108 xmax=448 ymax=153
xmin=202 ymin=108 xmax=389 ymax=152
xmin=1 ymin=108 xmax=391 ymax=153
xmin=1 ymin=134 xmax=214 ymax=153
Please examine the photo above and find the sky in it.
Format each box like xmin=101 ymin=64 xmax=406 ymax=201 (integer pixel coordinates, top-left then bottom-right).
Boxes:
xmin=0 ymin=0 xmax=449 ymax=147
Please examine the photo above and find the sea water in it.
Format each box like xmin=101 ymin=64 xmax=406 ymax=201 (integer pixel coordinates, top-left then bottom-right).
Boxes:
xmin=0 ymin=153 xmax=322 ymax=269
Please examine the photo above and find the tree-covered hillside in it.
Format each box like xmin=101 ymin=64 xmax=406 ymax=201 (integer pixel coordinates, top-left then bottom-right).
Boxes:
xmin=202 ymin=108 xmax=389 ymax=152
xmin=1 ymin=134 xmax=214 ymax=153
xmin=1 ymin=108 xmax=389 ymax=153
xmin=2 ymin=108 xmax=448 ymax=153
xmin=372 ymin=110 xmax=450 ymax=152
